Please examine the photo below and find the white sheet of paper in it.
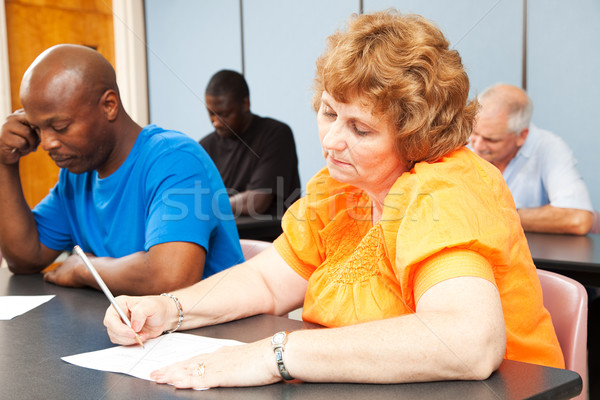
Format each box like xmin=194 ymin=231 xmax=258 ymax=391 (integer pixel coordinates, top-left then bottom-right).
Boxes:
xmin=0 ymin=295 xmax=55 ymax=320
xmin=61 ymin=332 xmax=243 ymax=381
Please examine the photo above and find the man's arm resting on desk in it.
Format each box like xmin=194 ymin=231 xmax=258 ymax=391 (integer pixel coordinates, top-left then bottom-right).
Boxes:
xmin=43 ymin=241 xmax=206 ymax=295
xmin=518 ymin=205 xmax=594 ymax=235
xmin=230 ymin=190 xmax=274 ymax=216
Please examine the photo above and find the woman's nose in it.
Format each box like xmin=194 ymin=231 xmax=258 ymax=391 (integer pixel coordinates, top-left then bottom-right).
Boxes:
xmin=321 ymin=120 xmax=347 ymax=151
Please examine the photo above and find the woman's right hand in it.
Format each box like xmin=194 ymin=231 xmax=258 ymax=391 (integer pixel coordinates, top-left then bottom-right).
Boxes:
xmin=103 ymin=295 xmax=171 ymax=345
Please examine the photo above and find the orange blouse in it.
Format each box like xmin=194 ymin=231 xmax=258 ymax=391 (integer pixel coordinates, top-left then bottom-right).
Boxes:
xmin=273 ymin=147 xmax=564 ymax=368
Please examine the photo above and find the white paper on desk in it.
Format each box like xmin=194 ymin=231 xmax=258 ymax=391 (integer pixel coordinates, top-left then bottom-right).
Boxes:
xmin=61 ymin=332 xmax=243 ymax=381
xmin=0 ymin=295 xmax=55 ymax=320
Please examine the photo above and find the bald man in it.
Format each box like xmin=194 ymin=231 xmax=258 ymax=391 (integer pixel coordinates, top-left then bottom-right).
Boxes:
xmin=470 ymin=83 xmax=594 ymax=235
xmin=0 ymin=44 xmax=243 ymax=295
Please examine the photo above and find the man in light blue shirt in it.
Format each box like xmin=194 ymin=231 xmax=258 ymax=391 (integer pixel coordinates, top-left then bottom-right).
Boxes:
xmin=470 ymin=83 xmax=594 ymax=235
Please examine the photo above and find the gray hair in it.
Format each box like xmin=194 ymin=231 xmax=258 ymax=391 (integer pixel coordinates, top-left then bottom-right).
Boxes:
xmin=479 ymin=84 xmax=533 ymax=134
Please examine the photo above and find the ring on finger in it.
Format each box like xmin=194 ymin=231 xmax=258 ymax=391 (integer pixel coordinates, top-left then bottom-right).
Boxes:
xmin=192 ymin=362 xmax=205 ymax=377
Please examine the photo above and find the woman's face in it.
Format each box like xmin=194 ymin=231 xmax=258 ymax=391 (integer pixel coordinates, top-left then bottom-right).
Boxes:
xmin=317 ymin=91 xmax=407 ymax=199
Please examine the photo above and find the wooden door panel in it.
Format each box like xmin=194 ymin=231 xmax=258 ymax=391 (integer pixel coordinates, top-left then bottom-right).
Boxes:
xmin=5 ymin=0 xmax=114 ymax=207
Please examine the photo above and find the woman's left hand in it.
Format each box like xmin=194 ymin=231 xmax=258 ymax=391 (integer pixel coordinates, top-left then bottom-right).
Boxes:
xmin=150 ymin=337 xmax=283 ymax=389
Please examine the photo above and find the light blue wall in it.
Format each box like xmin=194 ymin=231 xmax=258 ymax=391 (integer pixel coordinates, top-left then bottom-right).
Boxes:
xmin=145 ymin=0 xmax=600 ymax=209
xmin=527 ymin=0 xmax=600 ymax=210
xmin=243 ymin=0 xmax=359 ymax=186
xmin=145 ymin=0 xmax=242 ymax=140
xmin=145 ymin=0 xmax=358 ymax=188
xmin=364 ymin=0 xmax=523 ymax=96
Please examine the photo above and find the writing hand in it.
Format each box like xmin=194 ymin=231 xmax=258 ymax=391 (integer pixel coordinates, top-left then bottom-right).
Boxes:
xmin=104 ymin=295 xmax=170 ymax=345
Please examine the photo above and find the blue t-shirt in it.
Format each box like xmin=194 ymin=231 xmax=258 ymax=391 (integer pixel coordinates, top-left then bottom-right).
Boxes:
xmin=32 ymin=124 xmax=244 ymax=278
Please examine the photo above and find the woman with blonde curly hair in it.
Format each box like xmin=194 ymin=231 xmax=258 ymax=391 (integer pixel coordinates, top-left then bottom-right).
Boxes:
xmin=104 ymin=10 xmax=563 ymax=388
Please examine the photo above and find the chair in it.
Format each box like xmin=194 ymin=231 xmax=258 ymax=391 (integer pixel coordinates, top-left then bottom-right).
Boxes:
xmin=240 ymin=239 xmax=303 ymax=320
xmin=537 ymin=269 xmax=588 ymax=400
xmin=240 ymin=239 xmax=272 ymax=260
xmin=589 ymin=210 xmax=600 ymax=234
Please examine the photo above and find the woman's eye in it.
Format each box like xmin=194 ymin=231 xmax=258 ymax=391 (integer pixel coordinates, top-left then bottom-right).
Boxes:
xmin=321 ymin=104 xmax=336 ymax=118
xmin=353 ymin=123 xmax=370 ymax=136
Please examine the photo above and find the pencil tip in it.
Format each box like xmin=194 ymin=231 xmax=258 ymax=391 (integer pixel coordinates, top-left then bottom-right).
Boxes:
xmin=135 ymin=334 xmax=145 ymax=348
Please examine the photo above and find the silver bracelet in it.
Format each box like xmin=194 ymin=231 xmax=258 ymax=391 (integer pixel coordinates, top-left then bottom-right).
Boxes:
xmin=160 ymin=293 xmax=183 ymax=334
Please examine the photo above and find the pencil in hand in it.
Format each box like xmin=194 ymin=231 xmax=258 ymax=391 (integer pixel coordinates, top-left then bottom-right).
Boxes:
xmin=73 ymin=245 xmax=145 ymax=348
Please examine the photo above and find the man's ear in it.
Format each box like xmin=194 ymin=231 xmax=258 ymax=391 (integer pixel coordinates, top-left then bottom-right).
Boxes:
xmin=516 ymin=127 xmax=529 ymax=147
xmin=100 ymin=89 xmax=119 ymax=121
xmin=242 ymin=97 xmax=250 ymax=113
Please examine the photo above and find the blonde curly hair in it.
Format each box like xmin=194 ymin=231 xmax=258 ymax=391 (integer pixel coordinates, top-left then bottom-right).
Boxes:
xmin=313 ymin=10 xmax=477 ymax=168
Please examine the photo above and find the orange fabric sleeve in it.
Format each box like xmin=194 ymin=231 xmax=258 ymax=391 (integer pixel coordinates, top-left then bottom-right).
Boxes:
xmin=413 ymin=248 xmax=496 ymax=303
xmin=273 ymin=232 xmax=315 ymax=281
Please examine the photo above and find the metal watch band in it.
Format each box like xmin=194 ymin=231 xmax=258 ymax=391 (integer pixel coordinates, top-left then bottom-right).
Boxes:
xmin=272 ymin=331 xmax=294 ymax=380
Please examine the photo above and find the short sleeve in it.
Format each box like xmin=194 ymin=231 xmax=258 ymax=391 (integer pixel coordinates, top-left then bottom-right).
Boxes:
xmin=32 ymin=174 xmax=73 ymax=251
xmin=413 ymin=248 xmax=496 ymax=303
xmin=144 ymin=148 xmax=222 ymax=251
xmin=379 ymin=148 xmax=523 ymax=299
xmin=273 ymin=198 xmax=326 ymax=280
xmin=273 ymin=169 xmax=339 ymax=278
xmin=542 ymin=136 xmax=593 ymax=211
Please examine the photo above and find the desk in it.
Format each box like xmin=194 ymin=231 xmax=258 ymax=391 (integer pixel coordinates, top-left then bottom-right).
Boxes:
xmin=236 ymin=215 xmax=283 ymax=242
xmin=0 ymin=269 xmax=582 ymax=400
xmin=526 ymin=232 xmax=600 ymax=286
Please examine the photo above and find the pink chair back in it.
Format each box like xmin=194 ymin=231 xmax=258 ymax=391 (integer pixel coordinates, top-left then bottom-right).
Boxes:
xmin=537 ymin=269 xmax=587 ymax=400
xmin=590 ymin=210 xmax=600 ymax=234
xmin=240 ymin=239 xmax=272 ymax=260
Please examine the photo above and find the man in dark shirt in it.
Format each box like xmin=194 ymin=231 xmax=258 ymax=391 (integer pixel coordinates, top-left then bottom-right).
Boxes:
xmin=200 ymin=70 xmax=301 ymax=217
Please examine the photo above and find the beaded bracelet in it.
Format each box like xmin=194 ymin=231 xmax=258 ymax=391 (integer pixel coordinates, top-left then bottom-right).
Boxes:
xmin=160 ymin=293 xmax=183 ymax=334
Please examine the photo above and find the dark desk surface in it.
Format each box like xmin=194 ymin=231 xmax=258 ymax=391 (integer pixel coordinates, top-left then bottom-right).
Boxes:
xmin=0 ymin=268 xmax=582 ymax=400
xmin=526 ymin=231 xmax=600 ymax=286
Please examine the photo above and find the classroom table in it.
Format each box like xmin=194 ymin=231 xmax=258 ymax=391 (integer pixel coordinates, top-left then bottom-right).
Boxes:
xmin=0 ymin=268 xmax=582 ymax=400
xmin=525 ymin=231 xmax=600 ymax=286
xmin=235 ymin=214 xmax=283 ymax=242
